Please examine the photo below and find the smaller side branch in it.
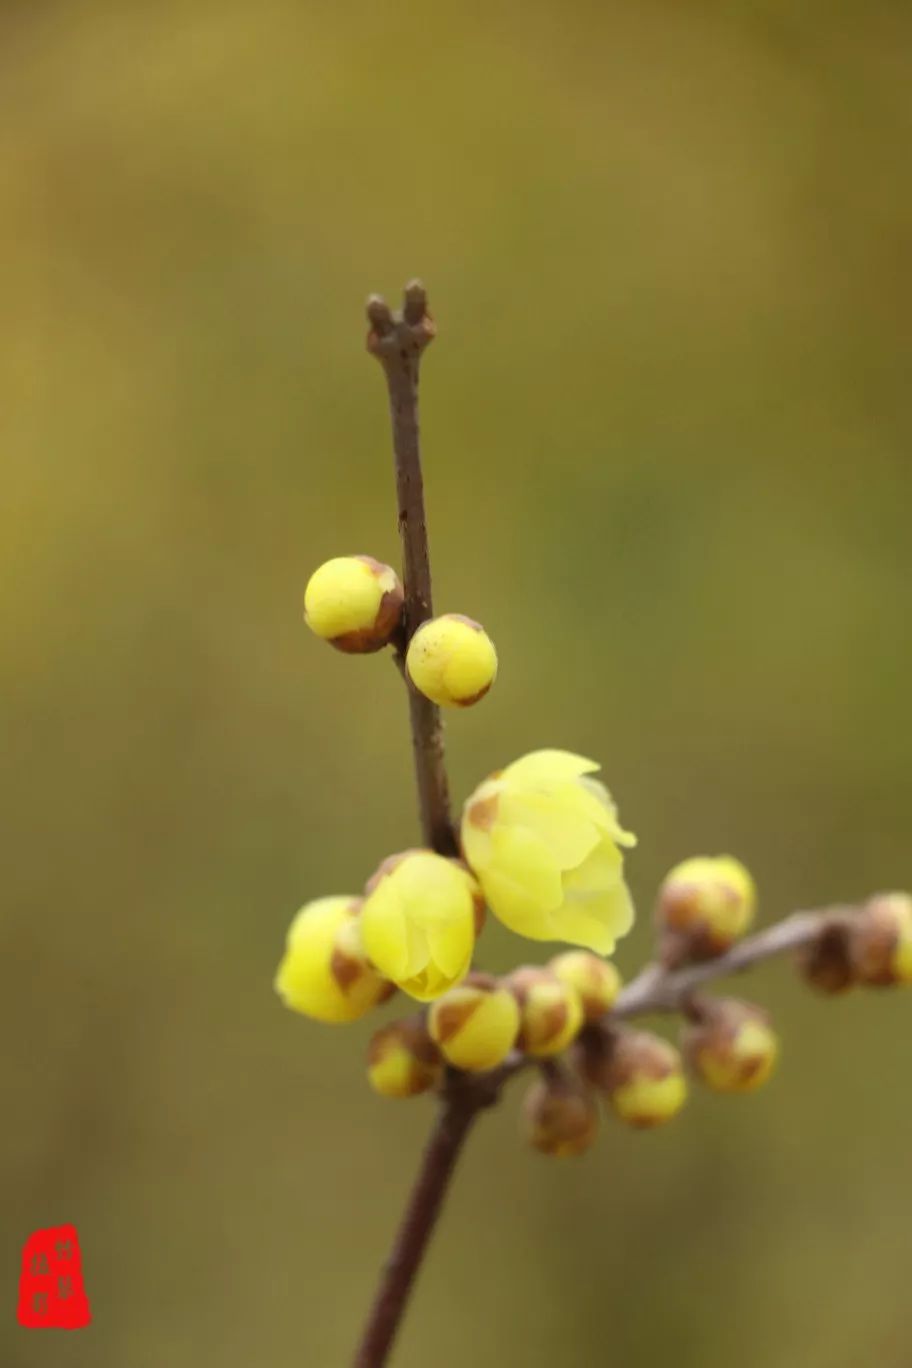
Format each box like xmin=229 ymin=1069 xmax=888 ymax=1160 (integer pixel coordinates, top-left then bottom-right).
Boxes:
xmin=613 ymin=911 xmax=826 ymax=1018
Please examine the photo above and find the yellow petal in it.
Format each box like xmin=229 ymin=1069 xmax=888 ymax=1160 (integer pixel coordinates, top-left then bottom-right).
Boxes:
xmin=360 ymin=886 xmax=411 ymax=980
xmin=480 ymin=824 xmax=564 ymax=938
xmin=501 ymin=788 xmax=601 ymax=870
xmin=559 ymin=881 xmax=636 ymax=954
xmin=428 ymin=918 xmax=474 ymax=979
xmin=503 ymin=749 xmax=600 ymax=788
xmin=562 ymin=837 xmax=624 ymax=893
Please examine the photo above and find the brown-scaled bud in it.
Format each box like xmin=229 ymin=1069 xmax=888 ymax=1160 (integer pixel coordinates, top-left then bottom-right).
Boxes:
xmin=366 ymin=1017 xmax=443 ymax=1099
xmin=849 ymin=892 xmax=912 ymax=987
xmin=522 ymin=1074 xmax=599 ymax=1157
xmin=656 ymin=855 xmax=756 ymax=965
xmin=428 ymin=973 xmax=520 ymax=1072
xmin=507 ymin=966 xmax=584 ymax=1058
xmin=549 ymin=950 xmax=622 ymax=1021
xmin=585 ymin=1028 xmax=688 ymax=1128
xmin=797 ymin=917 xmax=855 ymax=995
xmin=682 ymin=999 xmax=779 ymax=1094
xmin=304 ymin=555 xmax=404 ymax=653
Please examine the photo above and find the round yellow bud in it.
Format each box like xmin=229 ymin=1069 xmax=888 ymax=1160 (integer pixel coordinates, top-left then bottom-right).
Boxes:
xmin=588 ymin=1029 xmax=688 ymax=1128
xmin=274 ymin=896 xmax=393 ymax=1023
xmin=428 ymin=975 xmax=520 ymax=1072
xmin=360 ymin=850 xmax=480 ymax=1002
xmin=850 ymin=892 xmax=912 ymax=987
xmin=508 ymin=967 xmax=584 ymax=1058
xmin=549 ymin=950 xmax=622 ymax=1022
xmin=366 ymin=1018 xmax=443 ymax=1099
xmin=405 ymin=614 xmax=497 ymax=707
xmin=523 ymin=1075 xmax=599 ymax=1157
xmin=656 ymin=855 xmax=756 ymax=963
xmin=683 ymin=1000 xmax=779 ymax=1094
xmin=304 ymin=555 xmax=403 ymax=653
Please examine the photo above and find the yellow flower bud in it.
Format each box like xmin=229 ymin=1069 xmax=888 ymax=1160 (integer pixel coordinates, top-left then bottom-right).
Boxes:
xmin=366 ymin=1018 xmax=443 ymax=1098
xmin=360 ymin=850 xmax=480 ymax=1002
xmin=850 ymin=892 xmax=912 ymax=987
xmin=656 ymin=855 xmax=756 ymax=963
xmin=587 ymin=1029 xmax=688 ymax=1128
xmin=508 ymin=966 xmax=584 ymax=1057
xmin=274 ymin=896 xmax=393 ymax=1023
xmin=304 ymin=555 xmax=403 ymax=653
xmin=405 ymin=614 xmax=497 ymax=707
xmin=549 ymin=950 xmax=622 ymax=1021
xmin=461 ymin=750 xmax=637 ymax=955
xmin=683 ymin=1000 xmax=779 ymax=1093
xmin=522 ymin=1074 xmax=599 ymax=1157
xmin=428 ymin=975 xmax=520 ymax=1072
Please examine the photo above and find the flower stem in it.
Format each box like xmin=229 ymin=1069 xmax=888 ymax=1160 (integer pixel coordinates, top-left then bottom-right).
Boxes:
xmin=351 ymin=1089 xmax=482 ymax=1368
xmin=367 ymin=282 xmax=456 ymax=857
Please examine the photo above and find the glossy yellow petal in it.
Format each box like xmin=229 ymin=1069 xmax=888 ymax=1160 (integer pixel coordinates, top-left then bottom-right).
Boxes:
xmin=478 ymin=825 xmax=564 ymax=937
xmin=360 ymin=883 xmax=411 ymax=980
xmin=503 ymin=749 xmax=600 ymax=788
xmin=562 ymin=836 xmax=624 ymax=892
xmin=501 ymin=788 xmax=601 ymax=870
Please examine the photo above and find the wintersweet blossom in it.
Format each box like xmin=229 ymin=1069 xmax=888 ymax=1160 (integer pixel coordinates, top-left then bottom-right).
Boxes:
xmin=274 ymin=896 xmax=391 ymax=1023
xmin=461 ymin=749 xmax=636 ymax=954
xmin=360 ymin=850 xmax=481 ymax=1001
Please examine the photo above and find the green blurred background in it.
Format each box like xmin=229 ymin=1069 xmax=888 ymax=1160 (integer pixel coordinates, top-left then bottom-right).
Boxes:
xmin=3 ymin=1 xmax=911 ymax=1364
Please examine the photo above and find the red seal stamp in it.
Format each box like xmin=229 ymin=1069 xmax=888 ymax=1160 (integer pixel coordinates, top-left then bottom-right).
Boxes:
xmin=17 ymin=1225 xmax=92 ymax=1329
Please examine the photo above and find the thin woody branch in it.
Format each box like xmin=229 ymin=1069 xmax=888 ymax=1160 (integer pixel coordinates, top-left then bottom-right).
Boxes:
xmin=612 ymin=910 xmax=829 ymax=1018
xmin=352 ymin=1085 xmax=484 ymax=1368
xmin=367 ymin=283 xmax=457 ymax=856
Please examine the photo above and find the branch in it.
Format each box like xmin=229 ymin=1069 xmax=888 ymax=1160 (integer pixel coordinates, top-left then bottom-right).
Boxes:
xmin=367 ymin=282 xmax=457 ymax=857
xmin=612 ymin=910 xmax=826 ymax=1018
xmin=351 ymin=1078 xmax=491 ymax=1368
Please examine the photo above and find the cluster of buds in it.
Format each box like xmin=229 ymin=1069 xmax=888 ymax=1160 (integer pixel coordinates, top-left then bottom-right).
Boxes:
xmin=275 ymin=829 xmax=910 ymax=1158
xmin=279 ymin=286 xmax=909 ymax=1170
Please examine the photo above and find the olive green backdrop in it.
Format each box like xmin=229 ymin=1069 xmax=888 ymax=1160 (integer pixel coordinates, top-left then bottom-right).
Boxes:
xmin=2 ymin=2 xmax=910 ymax=1365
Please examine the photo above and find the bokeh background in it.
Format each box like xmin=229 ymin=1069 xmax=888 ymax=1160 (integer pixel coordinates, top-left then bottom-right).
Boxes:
xmin=3 ymin=2 xmax=911 ymax=1365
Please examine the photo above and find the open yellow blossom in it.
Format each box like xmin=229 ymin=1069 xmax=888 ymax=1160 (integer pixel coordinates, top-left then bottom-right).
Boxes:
xmin=274 ymin=896 xmax=392 ymax=1023
xmin=360 ymin=850 xmax=481 ymax=1002
xmin=461 ymin=750 xmax=636 ymax=955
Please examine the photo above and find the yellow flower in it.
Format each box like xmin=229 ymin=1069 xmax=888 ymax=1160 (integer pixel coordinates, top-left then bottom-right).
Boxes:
xmin=360 ymin=850 xmax=481 ymax=1001
xmin=461 ymin=750 xmax=636 ymax=954
xmin=428 ymin=976 xmax=520 ymax=1071
xmin=304 ymin=555 xmax=403 ymax=653
xmin=549 ymin=950 xmax=622 ymax=1021
xmin=406 ymin=614 xmax=497 ymax=707
xmin=366 ymin=1018 xmax=443 ymax=1098
xmin=588 ymin=1030 xmax=688 ymax=1129
xmin=508 ymin=966 xmax=584 ymax=1058
xmin=274 ymin=896 xmax=392 ymax=1023
xmin=683 ymin=1000 xmax=779 ymax=1094
xmin=656 ymin=855 xmax=756 ymax=960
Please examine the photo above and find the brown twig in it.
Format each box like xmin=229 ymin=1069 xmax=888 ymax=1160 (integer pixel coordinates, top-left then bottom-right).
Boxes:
xmin=353 ymin=282 xmax=852 ymax=1368
xmin=367 ymin=282 xmax=456 ymax=857
xmin=352 ymin=1084 xmax=483 ymax=1368
xmin=612 ymin=910 xmax=829 ymax=1018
